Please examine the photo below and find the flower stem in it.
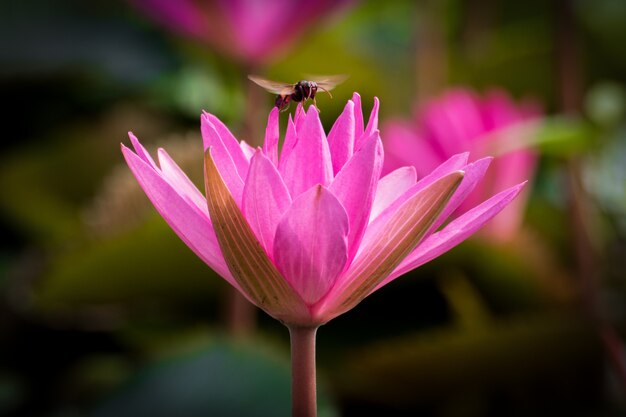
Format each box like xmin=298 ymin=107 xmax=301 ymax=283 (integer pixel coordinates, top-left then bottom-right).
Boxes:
xmin=288 ymin=325 xmax=318 ymax=417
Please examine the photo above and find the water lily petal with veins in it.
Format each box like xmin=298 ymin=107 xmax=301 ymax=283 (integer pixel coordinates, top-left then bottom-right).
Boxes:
xmin=123 ymin=95 xmax=526 ymax=326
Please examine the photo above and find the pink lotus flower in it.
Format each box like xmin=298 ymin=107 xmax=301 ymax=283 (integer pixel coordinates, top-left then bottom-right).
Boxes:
xmin=130 ymin=0 xmax=353 ymax=65
xmin=383 ymin=88 xmax=540 ymax=240
xmin=122 ymin=94 xmax=525 ymax=327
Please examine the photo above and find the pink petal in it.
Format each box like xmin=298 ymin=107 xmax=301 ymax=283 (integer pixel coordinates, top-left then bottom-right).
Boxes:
xmin=421 ymin=90 xmax=482 ymax=156
xmin=430 ymin=156 xmax=493 ymax=231
xmin=201 ymin=112 xmax=250 ymax=180
xmin=330 ymin=132 xmax=383 ymax=261
xmin=242 ymin=150 xmax=292 ymax=256
xmin=294 ymin=103 xmax=307 ymax=132
xmin=381 ymin=121 xmax=441 ymax=177
xmin=327 ymin=99 xmax=355 ymax=174
xmin=273 ymin=185 xmax=349 ymax=305
xmin=204 ymin=149 xmax=310 ymax=324
xmin=279 ymin=106 xmax=333 ymax=197
xmin=359 ymin=152 xmax=468 ymax=252
xmin=239 ymin=140 xmax=255 ymax=160
xmin=157 ymin=148 xmax=208 ymax=215
xmin=201 ymin=115 xmax=245 ymax=204
xmin=355 ymin=96 xmax=379 ymax=151
xmin=263 ymin=107 xmax=279 ymax=166
xmin=278 ymin=114 xmax=297 ymax=172
xmin=121 ymin=144 xmax=235 ymax=287
xmin=418 ymin=152 xmax=469 ymax=185
xmin=380 ymin=182 xmax=527 ymax=288
xmin=352 ymin=92 xmax=364 ymax=140
xmin=129 ymin=132 xmax=158 ymax=169
xmin=481 ymin=151 xmax=535 ymax=239
xmin=482 ymin=89 xmax=529 ymax=130
xmin=316 ymin=171 xmax=464 ymax=321
xmin=370 ymin=166 xmax=417 ymax=222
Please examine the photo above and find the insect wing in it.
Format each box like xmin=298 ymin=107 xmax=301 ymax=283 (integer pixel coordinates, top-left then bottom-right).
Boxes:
xmin=248 ymin=75 xmax=295 ymax=95
xmin=306 ymin=74 xmax=349 ymax=91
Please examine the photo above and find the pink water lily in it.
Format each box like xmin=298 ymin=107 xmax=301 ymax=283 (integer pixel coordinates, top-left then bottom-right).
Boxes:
xmin=130 ymin=0 xmax=353 ymax=65
xmin=122 ymin=94 xmax=525 ymax=327
xmin=383 ymin=88 xmax=540 ymax=240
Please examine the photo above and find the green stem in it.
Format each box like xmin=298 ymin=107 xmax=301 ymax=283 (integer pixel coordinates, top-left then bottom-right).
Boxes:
xmin=288 ymin=325 xmax=318 ymax=417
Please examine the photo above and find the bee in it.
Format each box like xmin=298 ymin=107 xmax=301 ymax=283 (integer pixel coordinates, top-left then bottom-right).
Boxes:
xmin=248 ymin=75 xmax=347 ymax=111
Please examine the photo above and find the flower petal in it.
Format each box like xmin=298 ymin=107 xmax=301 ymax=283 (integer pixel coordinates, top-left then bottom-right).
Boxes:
xmin=121 ymin=144 xmax=234 ymax=285
xmin=279 ymin=106 xmax=333 ymax=197
xmin=263 ymin=107 xmax=279 ymax=166
xmin=327 ymin=99 xmax=355 ymax=174
xmin=355 ymin=96 xmax=379 ymax=151
xmin=370 ymin=166 xmax=417 ymax=223
xmin=240 ymin=140 xmax=255 ymax=160
xmin=273 ymin=185 xmax=349 ymax=305
xmin=421 ymin=90 xmax=482 ymax=156
xmin=315 ymin=171 xmax=464 ymax=321
xmin=429 ymin=156 xmax=493 ymax=231
xmin=379 ymin=182 xmax=527 ymax=288
xmin=352 ymin=92 xmax=364 ymax=140
xmin=294 ymin=103 xmax=307 ymax=132
xmin=204 ymin=149 xmax=309 ymax=324
xmin=202 ymin=112 xmax=250 ymax=179
xmin=157 ymin=148 xmax=208 ymax=215
xmin=129 ymin=132 xmax=158 ymax=169
xmin=480 ymin=151 xmax=535 ymax=239
xmin=358 ymin=152 xmax=468 ymax=253
xmin=278 ymin=114 xmax=297 ymax=172
xmin=201 ymin=115 xmax=245 ymax=204
xmin=381 ymin=121 xmax=441 ymax=177
xmin=419 ymin=152 xmax=469 ymax=183
xmin=330 ymin=132 xmax=383 ymax=261
xmin=242 ymin=150 xmax=292 ymax=256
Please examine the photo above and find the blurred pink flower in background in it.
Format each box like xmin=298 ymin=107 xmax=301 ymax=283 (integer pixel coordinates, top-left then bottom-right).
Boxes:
xmin=383 ymin=88 xmax=541 ymax=241
xmin=130 ymin=0 xmax=354 ymax=65
xmin=122 ymin=95 xmax=525 ymax=326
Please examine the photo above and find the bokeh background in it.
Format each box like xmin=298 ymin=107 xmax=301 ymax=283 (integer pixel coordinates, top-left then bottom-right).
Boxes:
xmin=2 ymin=0 xmax=626 ymax=416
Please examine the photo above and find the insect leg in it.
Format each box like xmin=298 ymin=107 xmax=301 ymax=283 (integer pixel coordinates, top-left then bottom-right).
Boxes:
xmin=280 ymin=96 xmax=292 ymax=113
xmin=318 ymin=86 xmax=333 ymax=99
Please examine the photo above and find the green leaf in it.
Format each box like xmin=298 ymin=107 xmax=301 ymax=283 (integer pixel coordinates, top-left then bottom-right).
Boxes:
xmin=534 ymin=117 xmax=595 ymax=156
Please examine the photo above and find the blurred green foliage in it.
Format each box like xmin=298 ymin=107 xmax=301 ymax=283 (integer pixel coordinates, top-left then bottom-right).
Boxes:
xmin=91 ymin=339 xmax=337 ymax=417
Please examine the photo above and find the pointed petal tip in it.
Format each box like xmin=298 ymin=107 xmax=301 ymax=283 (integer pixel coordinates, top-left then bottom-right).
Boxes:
xmin=120 ymin=142 xmax=140 ymax=163
xmin=128 ymin=131 xmax=140 ymax=145
xmin=248 ymin=147 xmax=265 ymax=161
